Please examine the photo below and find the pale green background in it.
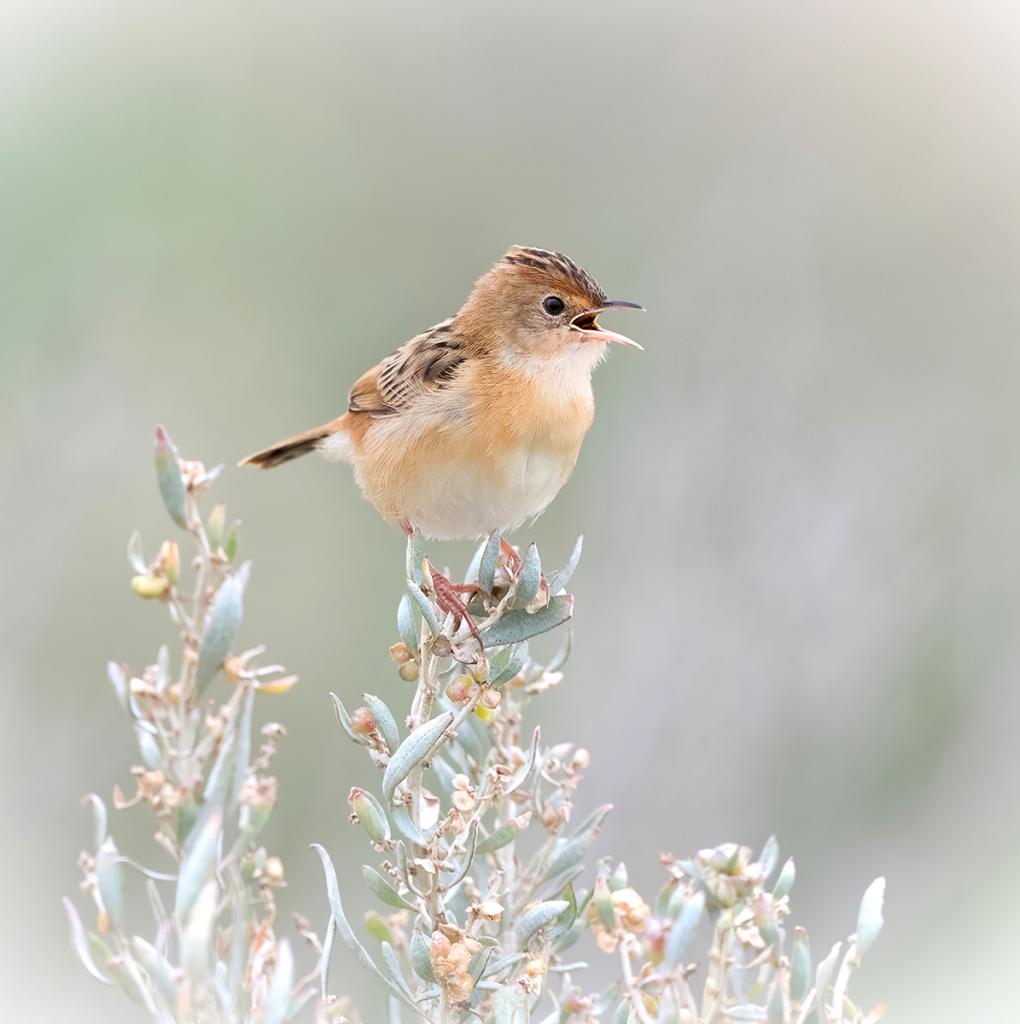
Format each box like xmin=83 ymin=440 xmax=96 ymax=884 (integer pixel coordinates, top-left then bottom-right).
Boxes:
xmin=3 ymin=1 xmax=1019 ymax=1020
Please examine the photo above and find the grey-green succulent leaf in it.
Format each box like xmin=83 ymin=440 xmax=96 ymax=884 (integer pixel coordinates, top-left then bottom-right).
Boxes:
xmin=478 ymin=530 xmax=502 ymax=593
xmin=773 ymin=857 xmax=796 ymax=900
xmin=131 ymin=936 xmax=178 ymax=1007
xmin=82 ymin=793 xmax=108 ymax=853
xmin=492 ymin=985 xmax=529 ymax=1024
xmin=330 ymin=692 xmax=368 ymax=746
xmin=482 ymin=596 xmax=574 ymax=647
xmin=517 ymin=899 xmax=569 ymax=948
xmin=789 ymin=929 xmax=812 ymax=1003
xmin=397 ymin=595 xmax=419 ymax=654
xmin=512 ymin=543 xmax=543 ymax=609
xmin=382 ymin=711 xmax=454 ymax=803
xmin=195 ymin=563 xmax=250 ymax=693
xmin=363 ymin=693 xmax=401 ymax=755
xmin=405 ymin=529 xmax=425 ymax=586
xmin=96 ymin=839 xmax=127 ymax=932
xmin=409 ymin=927 xmax=437 ymax=982
xmin=664 ymin=889 xmax=705 ymax=967
xmin=856 ymin=876 xmax=886 ymax=961
xmin=490 ymin=642 xmax=529 ymax=687
xmin=154 ymin=426 xmax=188 ymax=528
xmin=362 ymin=865 xmax=416 ymax=910
xmin=758 ymin=835 xmax=779 ymax=883
xmin=175 ymin=810 xmax=221 ymax=920
xmin=62 ymin=898 xmax=113 ymax=984
xmin=405 ymin=581 xmax=441 ymax=639
xmin=264 ymin=939 xmax=294 ymax=1024
xmin=548 ymin=534 xmax=583 ymax=593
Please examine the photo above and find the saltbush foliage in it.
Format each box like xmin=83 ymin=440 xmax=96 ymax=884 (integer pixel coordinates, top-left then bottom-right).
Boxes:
xmin=66 ymin=429 xmax=885 ymax=1023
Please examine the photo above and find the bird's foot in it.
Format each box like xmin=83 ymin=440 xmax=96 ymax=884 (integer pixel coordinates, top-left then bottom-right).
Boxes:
xmin=427 ymin=560 xmax=484 ymax=649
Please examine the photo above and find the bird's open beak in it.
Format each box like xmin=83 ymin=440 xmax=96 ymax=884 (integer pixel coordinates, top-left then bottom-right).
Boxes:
xmin=569 ymin=300 xmax=645 ymax=350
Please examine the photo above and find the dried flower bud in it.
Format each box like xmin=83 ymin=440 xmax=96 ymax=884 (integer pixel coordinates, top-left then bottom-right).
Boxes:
xmin=350 ymin=707 xmax=377 ymax=735
xmin=389 ymin=642 xmax=414 ymax=665
xmin=398 ymin=661 xmax=420 ymax=682
xmin=447 ymin=675 xmax=473 ymax=703
xmin=525 ymin=957 xmax=546 ymax=977
xmin=611 ymin=887 xmax=650 ymax=934
xmin=431 ymin=929 xmax=475 ymax=1003
xmin=469 ymin=657 xmax=489 ymax=683
xmin=452 ymin=790 xmax=475 ymax=812
xmin=572 ymin=748 xmax=591 ymax=770
xmin=477 ymin=899 xmax=504 ymax=921
xmin=263 ymin=856 xmax=285 ymax=885
xmin=479 ymin=687 xmax=501 ymax=710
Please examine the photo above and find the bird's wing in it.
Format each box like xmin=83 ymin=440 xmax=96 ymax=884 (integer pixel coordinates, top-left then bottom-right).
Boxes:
xmin=347 ymin=319 xmax=467 ymax=417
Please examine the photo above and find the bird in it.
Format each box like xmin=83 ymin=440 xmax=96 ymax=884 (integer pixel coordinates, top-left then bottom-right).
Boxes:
xmin=239 ymin=246 xmax=642 ymax=543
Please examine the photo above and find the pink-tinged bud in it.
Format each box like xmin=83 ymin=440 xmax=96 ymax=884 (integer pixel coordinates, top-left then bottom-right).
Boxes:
xmin=350 ymin=706 xmax=377 ymax=735
xmin=446 ymin=675 xmax=473 ymax=703
xmin=263 ymin=856 xmax=285 ymax=885
xmin=389 ymin=641 xmax=413 ymax=665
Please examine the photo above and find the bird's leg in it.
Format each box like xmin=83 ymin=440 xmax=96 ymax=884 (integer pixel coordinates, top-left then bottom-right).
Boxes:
xmin=427 ymin=560 xmax=484 ymax=648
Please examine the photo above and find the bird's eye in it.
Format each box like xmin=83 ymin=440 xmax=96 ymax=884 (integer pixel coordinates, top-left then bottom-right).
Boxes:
xmin=542 ymin=295 xmax=566 ymax=316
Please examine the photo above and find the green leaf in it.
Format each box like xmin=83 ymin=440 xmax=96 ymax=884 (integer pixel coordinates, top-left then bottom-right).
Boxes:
xmin=363 ymin=693 xmax=401 ymax=755
xmin=813 ymin=941 xmax=842 ymax=1022
xmin=789 ymin=928 xmax=811 ymax=1003
xmin=311 ymin=844 xmax=416 ymax=1009
xmin=81 ymin=793 xmax=108 ymax=853
xmin=478 ymin=530 xmax=502 ymax=593
xmin=175 ymin=811 xmax=221 ymax=920
xmin=126 ymin=531 xmax=146 ymax=574
xmin=264 ymin=940 xmax=295 ymax=1024
xmin=548 ymin=534 xmax=583 ymax=592
xmin=758 ymin=835 xmax=779 ymax=882
xmin=397 ymin=595 xmax=419 ymax=654
xmin=664 ymin=889 xmax=704 ymax=967
xmin=405 ymin=529 xmax=425 ymax=586
xmin=182 ymin=880 xmax=218 ymax=984
xmin=195 ymin=563 xmax=250 ymax=692
xmin=482 ymin=595 xmax=574 ymax=647
xmin=131 ymin=936 xmax=178 ymax=1007
xmin=62 ymin=898 xmax=113 ymax=984
xmin=382 ymin=711 xmax=454 ymax=802
xmin=517 ymin=899 xmax=569 ymax=948
xmin=476 ymin=820 xmax=523 ymax=855
xmin=512 ymin=543 xmax=542 ymax=609
xmin=330 ymin=692 xmax=370 ymax=746
xmin=95 ymin=840 xmax=126 ymax=932
xmin=773 ymin=858 xmax=796 ymax=900
xmin=506 ymin=726 xmax=541 ymax=795
xmin=409 ymin=927 xmax=437 ymax=982
xmin=406 ymin=581 xmax=441 ymax=639
xmin=490 ymin=642 xmax=529 ymax=687
xmin=493 ymin=984 xmax=529 ymax=1024
xmin=154 ymin=426 xmax=187 ymax=528
xmin=856 ymin=877 xmax=885 ymax=961
xmin=362 ymin=865 xmax=416 ymax=909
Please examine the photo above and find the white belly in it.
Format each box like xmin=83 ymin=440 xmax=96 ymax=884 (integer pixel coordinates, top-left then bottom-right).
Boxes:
xmin=405 ymin=447 xmax=573 ymax=541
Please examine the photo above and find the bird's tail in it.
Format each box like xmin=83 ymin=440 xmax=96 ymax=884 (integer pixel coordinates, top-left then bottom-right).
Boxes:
xmin=238 ymin=422 xmax=338 ymax=469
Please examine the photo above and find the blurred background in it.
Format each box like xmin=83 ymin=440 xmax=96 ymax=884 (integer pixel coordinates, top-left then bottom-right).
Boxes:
xmin=3 ymin=0 xmax=1019 ymax=1019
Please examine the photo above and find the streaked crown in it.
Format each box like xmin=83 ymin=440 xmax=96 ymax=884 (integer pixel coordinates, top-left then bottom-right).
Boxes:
xmin=498 ymin=246 xmax=608 ymax=309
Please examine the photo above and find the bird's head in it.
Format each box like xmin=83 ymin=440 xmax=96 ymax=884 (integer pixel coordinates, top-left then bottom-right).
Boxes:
xmin=458 ymin=246 xmax=643 ymax=362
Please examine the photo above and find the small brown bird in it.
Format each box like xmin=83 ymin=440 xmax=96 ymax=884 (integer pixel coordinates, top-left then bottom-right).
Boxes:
xmin=240 ymin=246 xmax=642 ymax=541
